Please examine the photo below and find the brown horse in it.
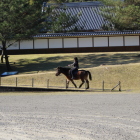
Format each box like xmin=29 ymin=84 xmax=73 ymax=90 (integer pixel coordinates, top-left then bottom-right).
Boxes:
xmin=56 ymin=67 xmax=92 ymax=89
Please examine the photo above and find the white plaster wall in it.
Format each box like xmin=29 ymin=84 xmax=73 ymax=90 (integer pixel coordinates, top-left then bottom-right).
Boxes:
xmin=94 ymin=37 xmax=108 ymax=47
xmin=20 ymin=40 xmax=33 ymax=49
xmin=64 ymin=38 xmax=77 ymax=48
xmin=79 ymin=38 xmax=93 ymax=47
xmin=49 ymin=39 xmax=62 ymax=48
xmin=7 ymin=41 xmax=19 ymax=50
xmin=2 ymin=35 xmax=139 ymax=50
xmin=125 ymin=36 xmax=139 ymax=46
xmin=109 ymin=36 xmax=123 ymax=46
xmin=34 ymin=39 xmax=48 ymax=49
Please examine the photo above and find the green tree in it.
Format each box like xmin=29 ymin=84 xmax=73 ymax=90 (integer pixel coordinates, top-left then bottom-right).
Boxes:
xmin=0 ymin=0 xmax=82 ymax=71
xmin=0 ymin=0 xmax=51 ymax=71
xmin=99 ymin=0 xmax=140 ymax=30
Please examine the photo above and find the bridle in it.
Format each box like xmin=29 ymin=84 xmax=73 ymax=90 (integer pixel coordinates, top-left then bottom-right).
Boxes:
xmin=56 ymin=67 xmax=61 ymax=76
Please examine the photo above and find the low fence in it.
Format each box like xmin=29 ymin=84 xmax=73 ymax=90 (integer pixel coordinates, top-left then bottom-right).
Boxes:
xmin=0 ymin=76 xmax=121 ymax=91
xmin=102 ymin=81 xmax=121 ymax=91
xmin=0 ymin=77 xmax=53 ymax=89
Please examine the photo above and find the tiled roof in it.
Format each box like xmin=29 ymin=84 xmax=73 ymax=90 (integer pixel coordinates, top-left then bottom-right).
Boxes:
xmin=34 ymin=31 xmax=140 ymax=38
xmin=55 ymin=6 xmax=104 ymax=30
xmin=42 ymin=2 xmax=105 ymax=31
xmin=42 ymin=2 xmax=139 ymax=34
xmin=54 ymin=2 xmax=105 ymax=31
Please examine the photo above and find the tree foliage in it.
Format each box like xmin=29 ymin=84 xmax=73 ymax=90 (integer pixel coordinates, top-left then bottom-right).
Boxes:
xmin=0 ymin=0 xmax=50 ymax=70
xmin=0 ymin=0 xmax=51 ymax=42
xmin=0 ymin=0 xmax=82 ymax=71
xmin=99 ymin=0 xmax=140 ymax=30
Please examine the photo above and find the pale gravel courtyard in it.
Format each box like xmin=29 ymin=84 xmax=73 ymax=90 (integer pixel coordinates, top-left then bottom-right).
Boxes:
xmin=0 ymin=92 xmax=140 ymax=140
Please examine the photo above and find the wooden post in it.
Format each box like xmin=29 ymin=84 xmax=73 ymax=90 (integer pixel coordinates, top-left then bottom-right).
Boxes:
xmin=16 ymin=77 xmax=17 ymax=87
xmin=32 ymin=78 xmax=34 ymax=87
xmin=102 ymin=81 xmax=104 ymax=91
xmin=119 ymin=81 xmax=121 ymax=91
xmin=47 ymin=79 xmax=49 ymax=88
xmin=111 ymin=81 xmax=121 ymax=91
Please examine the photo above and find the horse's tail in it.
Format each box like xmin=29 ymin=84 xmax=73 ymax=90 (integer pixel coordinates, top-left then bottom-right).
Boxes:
xmin=87 ymin=71 xmax=92 ymax=81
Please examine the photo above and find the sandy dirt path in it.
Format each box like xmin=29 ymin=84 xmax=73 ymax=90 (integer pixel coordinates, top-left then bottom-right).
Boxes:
xmin=0 ymin=92 xmax=140 ymax=140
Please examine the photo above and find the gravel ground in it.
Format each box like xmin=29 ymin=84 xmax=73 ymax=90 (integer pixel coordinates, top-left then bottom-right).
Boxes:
xmin=0 ymin=92 xmax=140 ymax=140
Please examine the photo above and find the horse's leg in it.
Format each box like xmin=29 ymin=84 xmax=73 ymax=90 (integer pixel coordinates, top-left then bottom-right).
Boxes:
xmin=66 ymin=80 xmax=70 ymax=89
xmin=79 ymin=79 xmax=85 ymax=88
xmin=86 ymin=80 xmax=89 ymax=89
xmin=84 ymin=73 xmax=89 ymax=89
xmin=71 ymin=80 xmax=77 ymax=88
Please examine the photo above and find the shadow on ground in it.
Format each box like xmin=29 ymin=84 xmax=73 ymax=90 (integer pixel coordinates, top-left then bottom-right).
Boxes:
xmin=1 ymin=52 xmax=140 ymax=74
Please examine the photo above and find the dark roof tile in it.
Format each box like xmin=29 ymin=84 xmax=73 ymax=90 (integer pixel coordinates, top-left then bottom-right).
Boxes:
xmin=34 ymin=31 xmax=140 ymax=38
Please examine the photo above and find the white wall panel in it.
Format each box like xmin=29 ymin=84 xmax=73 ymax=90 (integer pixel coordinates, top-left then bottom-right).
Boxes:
xmin=109 ymin=36 xmax=123 ymax=46
xmin=20 ymin=40 xmax=33 ymax=49
xmin=7 ymin=41 xmax=19 ymax=50
xmin=1 ymin=35 xmax=139 ymax=51
xmin=34 ymin=39 xmax=48 ymax=49
xmin=49 ymin=39 xmax=62 ymax=48
xmin=64 ymin=38 xmax=77 ymax=48
xmin=79 ymin=38 xmax=92 ymax=47
xmin=94 ymin=37 xmax=108 ymax=47
xmin=8 ymin=42 xmax=19 ymax=50
xmin=125 ymin=36 xmax=139 ymax=46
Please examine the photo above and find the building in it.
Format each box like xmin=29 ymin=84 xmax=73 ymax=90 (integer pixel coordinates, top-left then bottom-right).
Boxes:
xmin=3 ymin=2 xmax=140 ymax=54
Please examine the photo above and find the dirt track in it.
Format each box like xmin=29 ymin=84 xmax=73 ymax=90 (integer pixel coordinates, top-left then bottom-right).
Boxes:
xmin=0 ymin=92 xmax=140 ymax=140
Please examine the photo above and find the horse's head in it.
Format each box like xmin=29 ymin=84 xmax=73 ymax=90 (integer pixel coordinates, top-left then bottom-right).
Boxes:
xmin=55 ymin=67 xmax=62 ymax=76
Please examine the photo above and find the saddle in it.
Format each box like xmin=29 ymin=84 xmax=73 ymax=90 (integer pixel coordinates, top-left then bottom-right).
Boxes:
xmin=69 ymin=69 xmax=78 ymax=79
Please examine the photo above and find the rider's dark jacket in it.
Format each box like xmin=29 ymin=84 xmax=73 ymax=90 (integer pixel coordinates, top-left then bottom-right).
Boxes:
xmin=71 ymin=60 xmax=79 ymax=69
xmin=69 ymin=60 xmax=79 ymax=78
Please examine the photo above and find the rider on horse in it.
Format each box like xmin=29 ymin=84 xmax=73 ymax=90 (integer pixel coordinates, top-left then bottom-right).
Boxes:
xmin=68 ymin=57 xmax=79 ymax=79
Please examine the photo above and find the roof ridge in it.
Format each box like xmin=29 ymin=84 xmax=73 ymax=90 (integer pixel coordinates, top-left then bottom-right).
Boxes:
xmin=34 ymin=31 xmax=140 ymax=38
xmin=61 ymin=1 xmax=103 ymax=8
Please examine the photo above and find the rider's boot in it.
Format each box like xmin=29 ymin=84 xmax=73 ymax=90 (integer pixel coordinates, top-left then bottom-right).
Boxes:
xmin=71 ymin=73 xmax=75 ymax=79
